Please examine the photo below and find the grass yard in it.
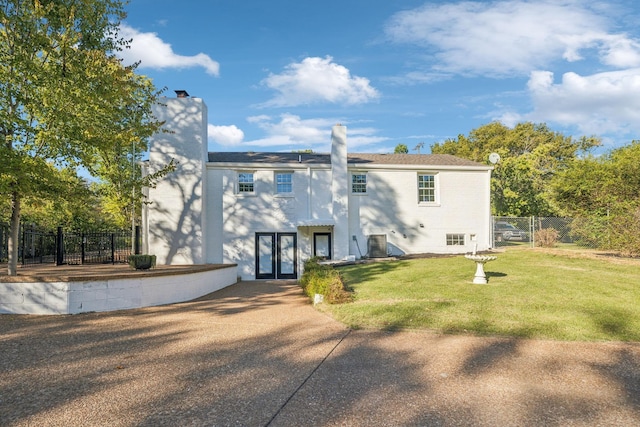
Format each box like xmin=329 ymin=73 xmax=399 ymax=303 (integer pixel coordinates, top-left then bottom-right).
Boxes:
xmin=323 ymin=248 xmax=640 ymax=342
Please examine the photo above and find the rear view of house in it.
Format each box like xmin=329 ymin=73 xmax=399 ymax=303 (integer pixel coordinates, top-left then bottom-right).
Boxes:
xmin=144 ymin=94 xmax=493 ymax=280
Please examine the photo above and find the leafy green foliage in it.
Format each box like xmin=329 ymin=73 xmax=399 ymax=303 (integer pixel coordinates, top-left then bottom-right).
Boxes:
xmin=299 ymin=258 xmax=353 ymax=304
xmin=394 ymin=143 xmax=408 ymax=154
xmin=431 ymin=122 xmax=600 ymax=216
xmin=0 ymin=0 xmax=165 ymax=274
xmin=0 ymin=166 xmax=119 ymax=231
xmin=129 ymin=254 xmax=156 ymax=270
xmin=550 ymin=142 xmax=640 ymax=255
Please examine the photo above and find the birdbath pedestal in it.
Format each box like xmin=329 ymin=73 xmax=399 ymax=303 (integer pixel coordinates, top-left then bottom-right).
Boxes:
xmin=464 ymin=254 xmax=497 ymax=284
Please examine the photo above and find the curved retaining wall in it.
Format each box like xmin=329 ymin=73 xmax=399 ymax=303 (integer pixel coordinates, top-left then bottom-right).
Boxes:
xmin=0 ymin=265 xmax=237 ymax=315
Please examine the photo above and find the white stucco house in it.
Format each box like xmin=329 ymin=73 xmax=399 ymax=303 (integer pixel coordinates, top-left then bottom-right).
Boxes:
xmin=143 ymin=94 xmax=493 ymax=280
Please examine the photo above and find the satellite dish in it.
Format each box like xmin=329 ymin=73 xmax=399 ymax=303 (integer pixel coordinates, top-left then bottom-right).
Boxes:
xmin=489 ymin=153 xmax=501 ymax=164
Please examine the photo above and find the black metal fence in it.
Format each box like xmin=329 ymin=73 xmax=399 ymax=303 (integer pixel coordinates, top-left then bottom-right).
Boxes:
xmin=0 ymin=223 xmax=141 ymax=265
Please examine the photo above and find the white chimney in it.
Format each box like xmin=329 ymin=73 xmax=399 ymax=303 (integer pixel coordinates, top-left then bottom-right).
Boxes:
xmin=331 ymin=124 xmax=349 ymax=260
xmin=147 ymin=95 xmax=208 ymax=264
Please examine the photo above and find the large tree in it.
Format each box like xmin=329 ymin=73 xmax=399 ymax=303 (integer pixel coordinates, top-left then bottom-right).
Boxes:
xmin=0 ymin=0 xmax=163 ymax=275
xmin=550 ymin=141 xmax=640 ymax=254
xmin=431 ymin=122 xmax=600 ymax=216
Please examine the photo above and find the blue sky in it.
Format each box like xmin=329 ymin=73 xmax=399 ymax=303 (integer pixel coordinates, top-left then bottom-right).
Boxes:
xmin=119 ymin=0 xmax=640 ymax=155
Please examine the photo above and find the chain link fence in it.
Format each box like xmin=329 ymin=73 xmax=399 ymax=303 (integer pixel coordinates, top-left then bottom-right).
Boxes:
xmin=493 ymin=216 xmax=599 ymax=249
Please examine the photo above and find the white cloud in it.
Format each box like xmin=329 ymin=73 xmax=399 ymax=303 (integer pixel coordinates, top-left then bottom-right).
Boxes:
xmin=259 ymin=56 xmax=380 ymax=107
xmin=208 ymin=124 xmax=244 ymax=146
xmin=599 ymin=35 xmax=640 ymax=68
xmin=245 ymin=114 xmax=336 ymax=147
xmin=343 ymin=127 xmax=390 ymax=149
xmin=517 ymin=69 xmax=640 ymax=135
xmin=243 ymin=114 xmax=387 ymax=150
xmin=385 ymin=0 xmax=640 ymax=78
xmin=118 ymin=23 xmax=220 ymax=75
xmin=495 ymin=111 xmax=523 ymax=128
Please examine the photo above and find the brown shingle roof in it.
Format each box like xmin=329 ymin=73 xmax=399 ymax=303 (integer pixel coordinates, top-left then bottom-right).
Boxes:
xmin=346 ymin=153 xmax=484 ymax=167
xmin=208 ymin=152 xmax=328 ymax=164
xmin=208 ymin=152 xmax=487 ymax=167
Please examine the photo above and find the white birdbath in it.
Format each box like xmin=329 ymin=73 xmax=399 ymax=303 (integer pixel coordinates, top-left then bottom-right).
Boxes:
xmin=464 ymin=254 xmax=497 ymax=284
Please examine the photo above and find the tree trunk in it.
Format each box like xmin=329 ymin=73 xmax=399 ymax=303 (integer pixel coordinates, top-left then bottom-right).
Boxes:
xmin=7 ymin=192 xmax=21 ymax=276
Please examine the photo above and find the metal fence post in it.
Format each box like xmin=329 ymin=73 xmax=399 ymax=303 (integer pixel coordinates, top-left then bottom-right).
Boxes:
xmin=20 ymin=223 xmax=25 ymax=265
xmin=81 ymin=233 xmax=86 ymax=264
xmin=134 ymin=225 xmax=141 ymax=255
xmin=531 ymin=216 xmax=535 ymax=248
xmin=111 ymin=233 xmax=115 ymax=264
xmin=56 ymin=227 xmax=64 ymax=265
xmin=0 ymin=224 xmax=4 ymax=262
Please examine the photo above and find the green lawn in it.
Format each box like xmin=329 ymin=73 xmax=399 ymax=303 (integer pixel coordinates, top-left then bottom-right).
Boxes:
xmin=323 ymin=249 xmax=640 ymax=342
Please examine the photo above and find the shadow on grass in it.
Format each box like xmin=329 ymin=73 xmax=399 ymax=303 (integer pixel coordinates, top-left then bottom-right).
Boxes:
xmin=486 ymin=271 xmax=507 ymax=278
xmin=336 ymin=259 xmax=410 ymax=286
xmin=584 ymin=306 xmax=640 ymax=342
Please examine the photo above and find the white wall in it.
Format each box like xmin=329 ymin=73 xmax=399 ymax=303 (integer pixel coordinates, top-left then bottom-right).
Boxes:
xmin=349 ymin=167 xmax=492 ymax=256
xmin=147 ymin=97 xmax=208 ymax=265
xmin=210 ymin=165 xmax=320 ymax=279
xmin=0 ymin=266 xmax=237 ymax=315
xmin=311 ymin=170 xmax=333 ymax=220
xmin=206 ymin=168 xmax=224 ymax=264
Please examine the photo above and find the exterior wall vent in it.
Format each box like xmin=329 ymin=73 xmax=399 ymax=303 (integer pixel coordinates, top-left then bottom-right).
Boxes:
xmin=367 ymin=234 xmax=387 ymax=258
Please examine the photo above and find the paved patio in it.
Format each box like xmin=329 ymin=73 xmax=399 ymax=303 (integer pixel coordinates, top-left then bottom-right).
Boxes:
xmin=0 ymin=262 xmax=228 ymax=282
xmin=1 ymin=280 xmax=639 ymax=426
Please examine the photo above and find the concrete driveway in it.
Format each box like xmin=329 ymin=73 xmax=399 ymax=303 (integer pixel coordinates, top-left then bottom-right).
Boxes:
xmin=1 ymin=280 xmax=639 ymax=426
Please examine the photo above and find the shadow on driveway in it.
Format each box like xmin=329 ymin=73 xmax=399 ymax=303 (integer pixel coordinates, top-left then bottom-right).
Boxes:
xmin=1 ymin=280 xmax=639 ymax=426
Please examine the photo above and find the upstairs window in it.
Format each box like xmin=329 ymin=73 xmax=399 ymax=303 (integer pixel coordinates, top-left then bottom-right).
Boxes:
xmin=418 ymin=174 xmax=436 ymax=203
xmin=276 ymin=172 xmax=293 ymax=193
xmin=238 ymin=172 xmax=254 ymax=193
xmin=351 ymin=173 xmax=367 ymax=194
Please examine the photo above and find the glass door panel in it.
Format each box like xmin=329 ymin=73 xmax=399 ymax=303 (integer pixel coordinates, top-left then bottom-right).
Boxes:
xmin=256 ymin=233 xmax=275 ymax=279
xmin=277 ymin=233 xmax=297 ymax=279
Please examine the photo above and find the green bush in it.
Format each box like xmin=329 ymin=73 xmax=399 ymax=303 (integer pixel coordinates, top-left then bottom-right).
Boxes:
xmin=569 ymin=215 xmax=610 ymax=248
xmin=128 ymin=254 xmax=156 ymax=270
xmin=608 ymin=206 xmax=640 ymax=256
xmin=299 ymin=257 xmax=352 ymax=304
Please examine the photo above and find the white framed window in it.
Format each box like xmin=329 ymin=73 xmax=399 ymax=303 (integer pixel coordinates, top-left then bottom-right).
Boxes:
xmin=237 ymin=172 xmax=254 ymax=193
xmin=446 ymin=234 xmax=465 ymax=246
xmin=275 ymin=172 xmax=293 ymax=194
xmin=351 ymin=173 xmax=367 ymax=194
xmin=418 ymin=173 xmax=437 ymax=203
